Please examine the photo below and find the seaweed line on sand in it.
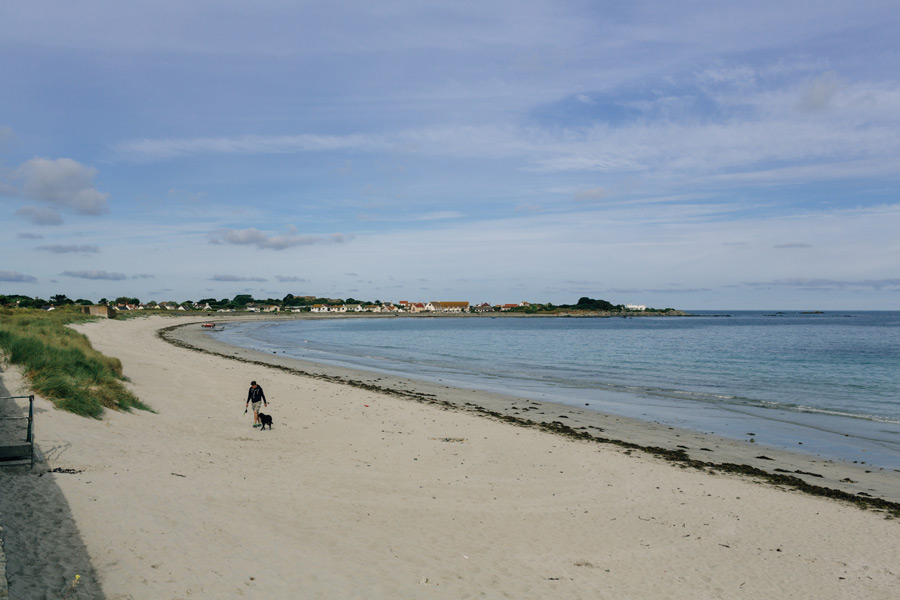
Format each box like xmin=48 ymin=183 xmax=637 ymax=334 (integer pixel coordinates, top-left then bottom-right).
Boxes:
xmin=158 ymin=322 xmax=900 ymax=519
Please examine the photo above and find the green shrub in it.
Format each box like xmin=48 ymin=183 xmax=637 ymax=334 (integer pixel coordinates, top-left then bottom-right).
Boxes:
xmin=0 ymin=308 xmax=152 ymax=417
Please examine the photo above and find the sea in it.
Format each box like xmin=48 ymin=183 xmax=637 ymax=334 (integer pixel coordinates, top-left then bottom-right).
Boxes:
xmin=211 ymin=311 xmax=900 ymax=470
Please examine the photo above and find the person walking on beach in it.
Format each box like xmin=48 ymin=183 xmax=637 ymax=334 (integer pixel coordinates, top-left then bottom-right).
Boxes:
xmin=246 ymin=380 xmax=268 ymax=427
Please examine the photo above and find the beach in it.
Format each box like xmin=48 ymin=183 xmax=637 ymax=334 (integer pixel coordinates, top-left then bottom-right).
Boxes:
xmin=1 ymin=315 xmax=899 ymax=598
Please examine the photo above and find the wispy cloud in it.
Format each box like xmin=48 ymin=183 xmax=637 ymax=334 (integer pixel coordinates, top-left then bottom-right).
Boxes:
xmin=209 ymin=274 xmax=268 ymax=283
xmin=798 ymin=71 xmax=843 ymax=112
xmin=109 ymin=74 xmax=900 ymax=192
xmin=774 ymin=243 xmax=812 ymax=249
xmin=357 ymin=210 xmax=465 ymax=223
xmin=36 ymin=244 xmax=100 ymax=254
xmin=610 ymin=286 xmax=714 ymax=295
xmin=0 ymin=270 xmax=38 ymax=283
xmin=115 ymin=133 xmax=390 ymax=162
xmin=573 ymin=187 xmax=610 ymax=202
xmin=61 ymin=270 xmax=128 ymax=280
xmin=412 ymin=211 xmax=464 ymax=222
xmin=754 ymin=278 xmax=900 ymax=290
xmin=15 ymin=206 xmax=64 ymax=226
xmin=209 ymin=227 xmax=352 ymax=250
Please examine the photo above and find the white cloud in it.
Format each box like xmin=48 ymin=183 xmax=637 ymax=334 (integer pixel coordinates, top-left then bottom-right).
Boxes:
xmin=15 ymin=206 xmax=64 ymax=225
xmin=0 ymin=270 xmax=37 ymax=283
xmin=208 ymin=226 xmax=351 ymax=250
xmin=61 ymin=270 xmax=127 ymax=280
xmin=14 ymin=158 xmax=109 ymax=216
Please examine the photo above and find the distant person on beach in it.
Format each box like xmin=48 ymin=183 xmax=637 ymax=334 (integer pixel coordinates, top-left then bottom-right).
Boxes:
xmin=246 ymin=381 xmax=268 ymax=427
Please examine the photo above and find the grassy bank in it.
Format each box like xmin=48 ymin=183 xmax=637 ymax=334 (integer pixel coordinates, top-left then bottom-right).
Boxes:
xmin=0 ymin=308 xmax=151 ymax=418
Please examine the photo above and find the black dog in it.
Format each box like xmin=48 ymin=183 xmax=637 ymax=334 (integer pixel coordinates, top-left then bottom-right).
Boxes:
xmin=258 ymin=412 xmax=273 ymax=431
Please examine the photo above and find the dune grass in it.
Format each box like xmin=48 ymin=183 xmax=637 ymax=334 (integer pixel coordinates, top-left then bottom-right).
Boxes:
xmin=0 ymin=308 xmax=152 ymax=418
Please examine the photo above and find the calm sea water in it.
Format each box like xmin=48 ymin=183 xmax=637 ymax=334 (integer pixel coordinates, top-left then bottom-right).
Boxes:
xmin=213 ymin=311 xmax=900 ymax=469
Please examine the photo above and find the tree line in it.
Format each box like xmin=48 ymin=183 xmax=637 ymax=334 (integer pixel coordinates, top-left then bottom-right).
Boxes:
xmin=0 ymin=293 xmax=372 ymax=310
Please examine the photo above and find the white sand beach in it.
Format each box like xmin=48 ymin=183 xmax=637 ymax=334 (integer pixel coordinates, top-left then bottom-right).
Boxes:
xmin=2 ymin=315 xmax=899 ymax=599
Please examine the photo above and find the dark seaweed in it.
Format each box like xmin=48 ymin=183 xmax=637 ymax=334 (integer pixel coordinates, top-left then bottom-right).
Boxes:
xmin=160 ymin=322 xmax=900 ymax=518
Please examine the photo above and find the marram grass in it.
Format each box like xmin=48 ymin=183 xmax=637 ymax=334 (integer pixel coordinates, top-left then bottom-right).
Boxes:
xmin=0 ymin=308 xmax=152 ymax=418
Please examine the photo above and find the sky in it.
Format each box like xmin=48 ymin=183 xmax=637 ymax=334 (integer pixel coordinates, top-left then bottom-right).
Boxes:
xmin=1 ymin=1 xmax=899 ymax=310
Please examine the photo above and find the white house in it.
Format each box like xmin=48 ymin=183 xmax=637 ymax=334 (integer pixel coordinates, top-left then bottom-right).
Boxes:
xmin=431 ymin=301 xmax=469 ymax=313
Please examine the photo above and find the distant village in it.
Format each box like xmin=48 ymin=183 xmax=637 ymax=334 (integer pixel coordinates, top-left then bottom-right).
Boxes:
xmin=88 ymin=299 xmax=517 ymax=314
xmin=2 ymin=292 xmax=659 ymax=316
xmin=104 ymin=299 xmax=648 ymax=314
xmin=119 ymin=298 xmax=653 ymax=314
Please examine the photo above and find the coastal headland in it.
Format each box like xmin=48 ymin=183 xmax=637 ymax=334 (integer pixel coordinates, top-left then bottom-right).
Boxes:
xmin=1 ymin=314 xmax=899 ymax=598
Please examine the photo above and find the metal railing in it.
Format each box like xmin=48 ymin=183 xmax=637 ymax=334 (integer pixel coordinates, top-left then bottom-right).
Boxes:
xmin=0 ymin=395 xmax=35 ymax=468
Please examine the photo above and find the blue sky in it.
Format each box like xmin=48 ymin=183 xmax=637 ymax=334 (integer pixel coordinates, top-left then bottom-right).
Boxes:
xmin=1 ymin=1 xmax=898 ymax=309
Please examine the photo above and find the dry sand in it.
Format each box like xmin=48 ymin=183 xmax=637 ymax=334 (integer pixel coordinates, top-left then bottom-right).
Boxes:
xmin=1 ymin=315 xmax=899 ymax=599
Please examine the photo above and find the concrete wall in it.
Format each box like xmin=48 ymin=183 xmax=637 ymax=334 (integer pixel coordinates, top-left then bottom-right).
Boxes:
xmin=82 ymin=305 xmax=115 ymax=319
